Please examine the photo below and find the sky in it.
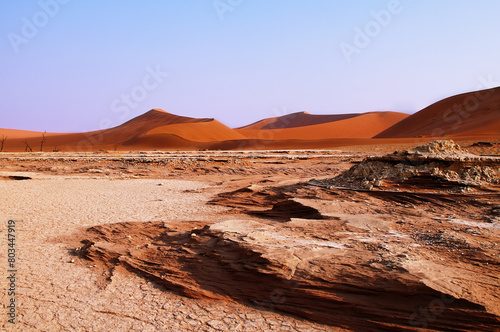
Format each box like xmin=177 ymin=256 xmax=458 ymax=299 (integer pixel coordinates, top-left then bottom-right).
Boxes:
xmin=1 ymin=0 xmax=500 ymax=133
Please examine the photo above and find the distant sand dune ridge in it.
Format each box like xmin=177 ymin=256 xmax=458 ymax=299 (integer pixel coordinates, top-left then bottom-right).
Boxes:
xmin=1 ymin=87 xmax=500 ymax=151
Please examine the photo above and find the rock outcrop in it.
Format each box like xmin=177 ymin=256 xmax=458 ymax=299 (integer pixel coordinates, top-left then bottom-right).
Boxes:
xmin=325 ymin=140 xmax=500 ymax=192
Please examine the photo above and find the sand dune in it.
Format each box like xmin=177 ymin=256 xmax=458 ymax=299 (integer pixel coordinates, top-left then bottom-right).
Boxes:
xmin=0 ymin=128 xmax=45 ymax=139
xmin=1 ymin=131 xmax=104 ymax=152
xmin=237 ymin=111 xmax=408 ymax=140
xmin=2 ymin=87 xmax=499 ymax=152
xmin=0 ymin=128 xmax=68 ymax=139
xmin=376 ymin=87 xmax=500 ymax=138
xmin=238 ymin=111 xmax=362 ymax=130
xmin=77 ymin=109 xmax=245 ymax=147
xmin=122 ymin=133 xmax=200 ymax=150
xmin=147 ymin=120 xmax=247 ymax=142
xmin=81 ymin=109 xmax=233 ymax=146
xmin=2 ymin=109 xmax=245 ymax=151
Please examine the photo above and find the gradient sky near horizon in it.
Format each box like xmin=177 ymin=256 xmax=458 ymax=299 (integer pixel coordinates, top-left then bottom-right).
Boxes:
xmin=1 ymin=1 xmax=500 ymax=132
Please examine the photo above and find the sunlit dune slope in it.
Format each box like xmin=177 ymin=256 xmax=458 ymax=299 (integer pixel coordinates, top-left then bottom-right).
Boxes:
xmin=122 ymin=133 xmax=200 ymax=149
xmin=1 ymin=109 xmax=247 ymax=151
xmin=0 ymin=128 xmax=46 ymax=139
xmin=72 ymin=109 xmax=245 ymax=147
xmin=376 ymin=87 xmax=500 ymax=138
xmin=147 ymin=120 xmax=247 ymax=142
xmin=82 ymin=109 xmax=220 ymax=145
xmin=236 ymin=111 xmax=409 ymax=140
xmin=237 ymin=111 xmax=361 ymax=130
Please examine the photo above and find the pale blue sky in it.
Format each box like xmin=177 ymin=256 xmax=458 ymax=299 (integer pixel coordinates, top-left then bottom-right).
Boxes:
xmin=1 ymin=1 xmax=500 ymax=132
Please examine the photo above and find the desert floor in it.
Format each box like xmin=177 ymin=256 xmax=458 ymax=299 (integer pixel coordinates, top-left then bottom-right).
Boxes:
xmin=0 ymin=149 xmax=356 ymax=332
xmin=1 ymin=141 xmax=499 ymax=331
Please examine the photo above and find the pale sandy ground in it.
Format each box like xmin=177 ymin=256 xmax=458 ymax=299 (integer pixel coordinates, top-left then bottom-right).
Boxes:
xmin=0 ymin=175 xmax=333 ymax=331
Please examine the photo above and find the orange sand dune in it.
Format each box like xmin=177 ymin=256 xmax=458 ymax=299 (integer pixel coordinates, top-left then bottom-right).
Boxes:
xmin=122 ymin=133 xmax=200 ymax=150
xmin=2 ymin=91 xmax=498 ymax=152
xmin=81 ymin=109 xmax=218 ymax=146
xmin=3 ymin=131 xmax=103 ymax=152
xmin=236 ymin=112 xmax=409 ymax=140
xmin=68 ymin=109 xmax=243 ymax=147
xmin=147 ymin=120 xmax=247 ymax=142
xmin=0 ymin=128 xmax=68 ymax=139
xmin=0 ymin=109 xmax=247 ymax=151
xmin=238 ymin=111 xmax=362 ymax=130
xmin=376 ymin=87 xmax=500 ymax=138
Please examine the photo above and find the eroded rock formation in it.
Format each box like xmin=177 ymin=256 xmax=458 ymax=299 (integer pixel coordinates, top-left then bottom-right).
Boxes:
xmin=324 ymin=140 xmax=500 ymax=192
xmin=76 ymin=141 xmax=500 ymax=330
